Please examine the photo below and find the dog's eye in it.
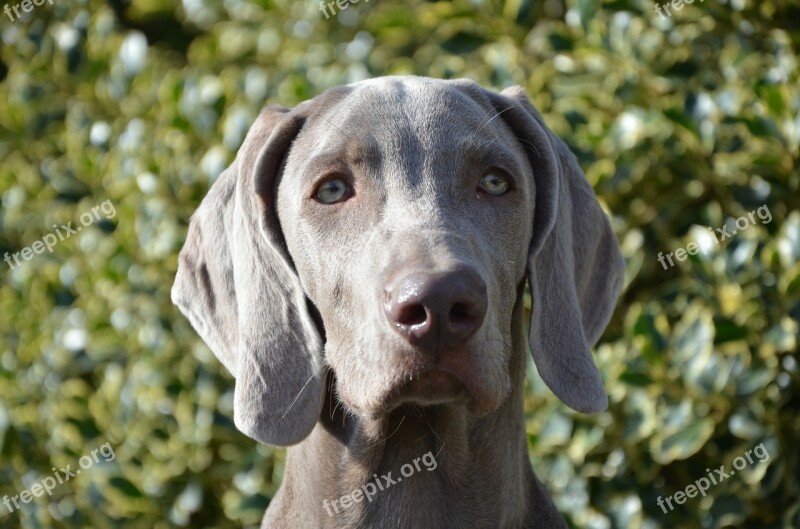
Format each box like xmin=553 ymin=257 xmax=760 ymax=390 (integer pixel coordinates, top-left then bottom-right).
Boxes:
xmin=315 ymin=178 xmax=351 ymax=204
xmin=478 ymin=172 xmax=510 ymax=196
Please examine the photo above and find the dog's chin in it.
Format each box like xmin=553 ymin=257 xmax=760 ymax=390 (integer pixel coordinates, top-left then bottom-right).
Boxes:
xmin=348 ymin=367 xmax=504 ymax=418
xmin=334 ymin=340 xmax=512 ymax=418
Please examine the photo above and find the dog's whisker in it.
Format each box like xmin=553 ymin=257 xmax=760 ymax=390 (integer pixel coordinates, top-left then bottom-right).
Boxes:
xmin=514 ymin=136 xmax=541 ymax=158
xmin=477 ymin=105 xmax=515 ymax=133
xmin=434 ymin=441 xmax=447 ymax=459
xmin=366 ymin=414 xmax=406 ymax=450
xmin=315 ymin=113 xmax=350 ymax=139
xmin=417 ymin=411 xmax=444 ymax=445
xmin=281 ymin=374 xmax=315 ymax=420
xmin=475 ymin=134 xmax=501 ymax=152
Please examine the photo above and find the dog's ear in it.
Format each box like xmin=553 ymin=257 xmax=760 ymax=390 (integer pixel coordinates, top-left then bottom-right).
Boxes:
xmin=172 ymin=103 xmax=325 ymax=446
xmin=494 ymin=86 xmax=625 ymax=413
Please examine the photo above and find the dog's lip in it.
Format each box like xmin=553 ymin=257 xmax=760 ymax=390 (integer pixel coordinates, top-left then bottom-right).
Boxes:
xmin=385 ymin=368 xmax=470 ymax=408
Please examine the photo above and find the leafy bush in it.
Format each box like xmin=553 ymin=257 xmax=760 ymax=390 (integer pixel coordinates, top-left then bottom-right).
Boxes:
xmin=1 ymin=0 xmax=797 ymax=527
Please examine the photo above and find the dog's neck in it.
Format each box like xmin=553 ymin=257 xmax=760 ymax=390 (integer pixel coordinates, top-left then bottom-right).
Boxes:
xmin=263 ymin=298 xmax=566 ymax=529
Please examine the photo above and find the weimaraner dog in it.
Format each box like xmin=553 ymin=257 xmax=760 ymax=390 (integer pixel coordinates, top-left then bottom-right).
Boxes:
xmin=172 ymin=76 xmax=625 ymax=528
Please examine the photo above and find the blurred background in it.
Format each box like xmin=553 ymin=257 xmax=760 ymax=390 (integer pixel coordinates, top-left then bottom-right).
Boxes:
xmin=0 ymin=0 xmax=798 ymax=528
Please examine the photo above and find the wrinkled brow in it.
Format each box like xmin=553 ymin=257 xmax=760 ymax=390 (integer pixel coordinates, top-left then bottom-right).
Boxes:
xmin=300 ymin=136 xmax=382 ymax=179
xmin=457 ymin=135 xmax=527 ymax=176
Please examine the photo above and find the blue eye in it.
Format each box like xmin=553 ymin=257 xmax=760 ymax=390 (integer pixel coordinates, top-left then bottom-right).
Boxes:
xmin=478 ymin=172 xmax=510 ymax=196
xmin=315 ymin=178 xmax=351 ymax=204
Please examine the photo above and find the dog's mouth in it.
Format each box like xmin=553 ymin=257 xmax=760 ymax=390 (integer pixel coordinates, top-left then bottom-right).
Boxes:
xmin=382 ymin=368 xmax=470 ymax=411
xmin=330 ymin=341 xmax=509 ymax=418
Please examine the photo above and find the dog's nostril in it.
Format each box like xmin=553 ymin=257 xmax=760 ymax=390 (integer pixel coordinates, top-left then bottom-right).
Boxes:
xmin=449 ymin=302 xmax=474 ymax=323
xmin=395 ymin=304 xmax=428 ymax=327
xmin=385 ymin=267 xmax=487 ymax=349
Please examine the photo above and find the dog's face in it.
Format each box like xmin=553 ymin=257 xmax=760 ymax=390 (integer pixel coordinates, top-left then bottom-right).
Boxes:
xmin=277 ymin=78 xmax=534 ymax=416
xmin=172 ymin=76 xmax=624 ymax=446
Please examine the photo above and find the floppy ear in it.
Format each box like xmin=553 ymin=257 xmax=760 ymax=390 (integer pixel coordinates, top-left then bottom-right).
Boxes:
xmin=172 ymin=104 xmax=325 ymax=446
xmin=494 ymin=86 xmax=625 ymax=413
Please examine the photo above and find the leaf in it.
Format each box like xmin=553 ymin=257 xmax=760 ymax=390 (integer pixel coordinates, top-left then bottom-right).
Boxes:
xmin=440 ymin=32 xmax=486 ymax=54
xmin=652 ymin=418 xmax=715 ymax=464
xmin=619 ymin=371 xmax=653 ymax=387
xmin=109 ymin=476 xmax=143 ymax=498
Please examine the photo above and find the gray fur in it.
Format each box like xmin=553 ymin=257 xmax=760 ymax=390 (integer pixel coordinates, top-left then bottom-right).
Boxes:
xmin=172 ymin=76 xmax=625 ymax=528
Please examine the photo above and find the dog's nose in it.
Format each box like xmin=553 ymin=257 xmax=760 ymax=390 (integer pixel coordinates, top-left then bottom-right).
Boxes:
xmin=384 ymin=268 xmax=487 ymax=351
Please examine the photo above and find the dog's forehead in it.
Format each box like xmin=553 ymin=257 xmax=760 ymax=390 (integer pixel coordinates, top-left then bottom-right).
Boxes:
xmin=345 ymin=76 xmax=490 ymax=123
xmin=287 ymin=77 xmax=520 ymax=188
xmin=320 ymin=79 xmax=498 ymax=148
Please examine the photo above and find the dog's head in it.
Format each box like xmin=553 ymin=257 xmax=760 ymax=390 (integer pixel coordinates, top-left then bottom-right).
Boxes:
xmin=172 ymin=76 xmax=625 ymax=446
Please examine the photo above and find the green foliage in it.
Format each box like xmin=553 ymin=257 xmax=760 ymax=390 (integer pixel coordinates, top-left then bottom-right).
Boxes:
xmin=0 ymin=0 xmax=797 ymax=527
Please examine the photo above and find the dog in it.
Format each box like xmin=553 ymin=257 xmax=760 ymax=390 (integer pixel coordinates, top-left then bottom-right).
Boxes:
xmin=172 ymin=76 xmax=625 ymax=528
